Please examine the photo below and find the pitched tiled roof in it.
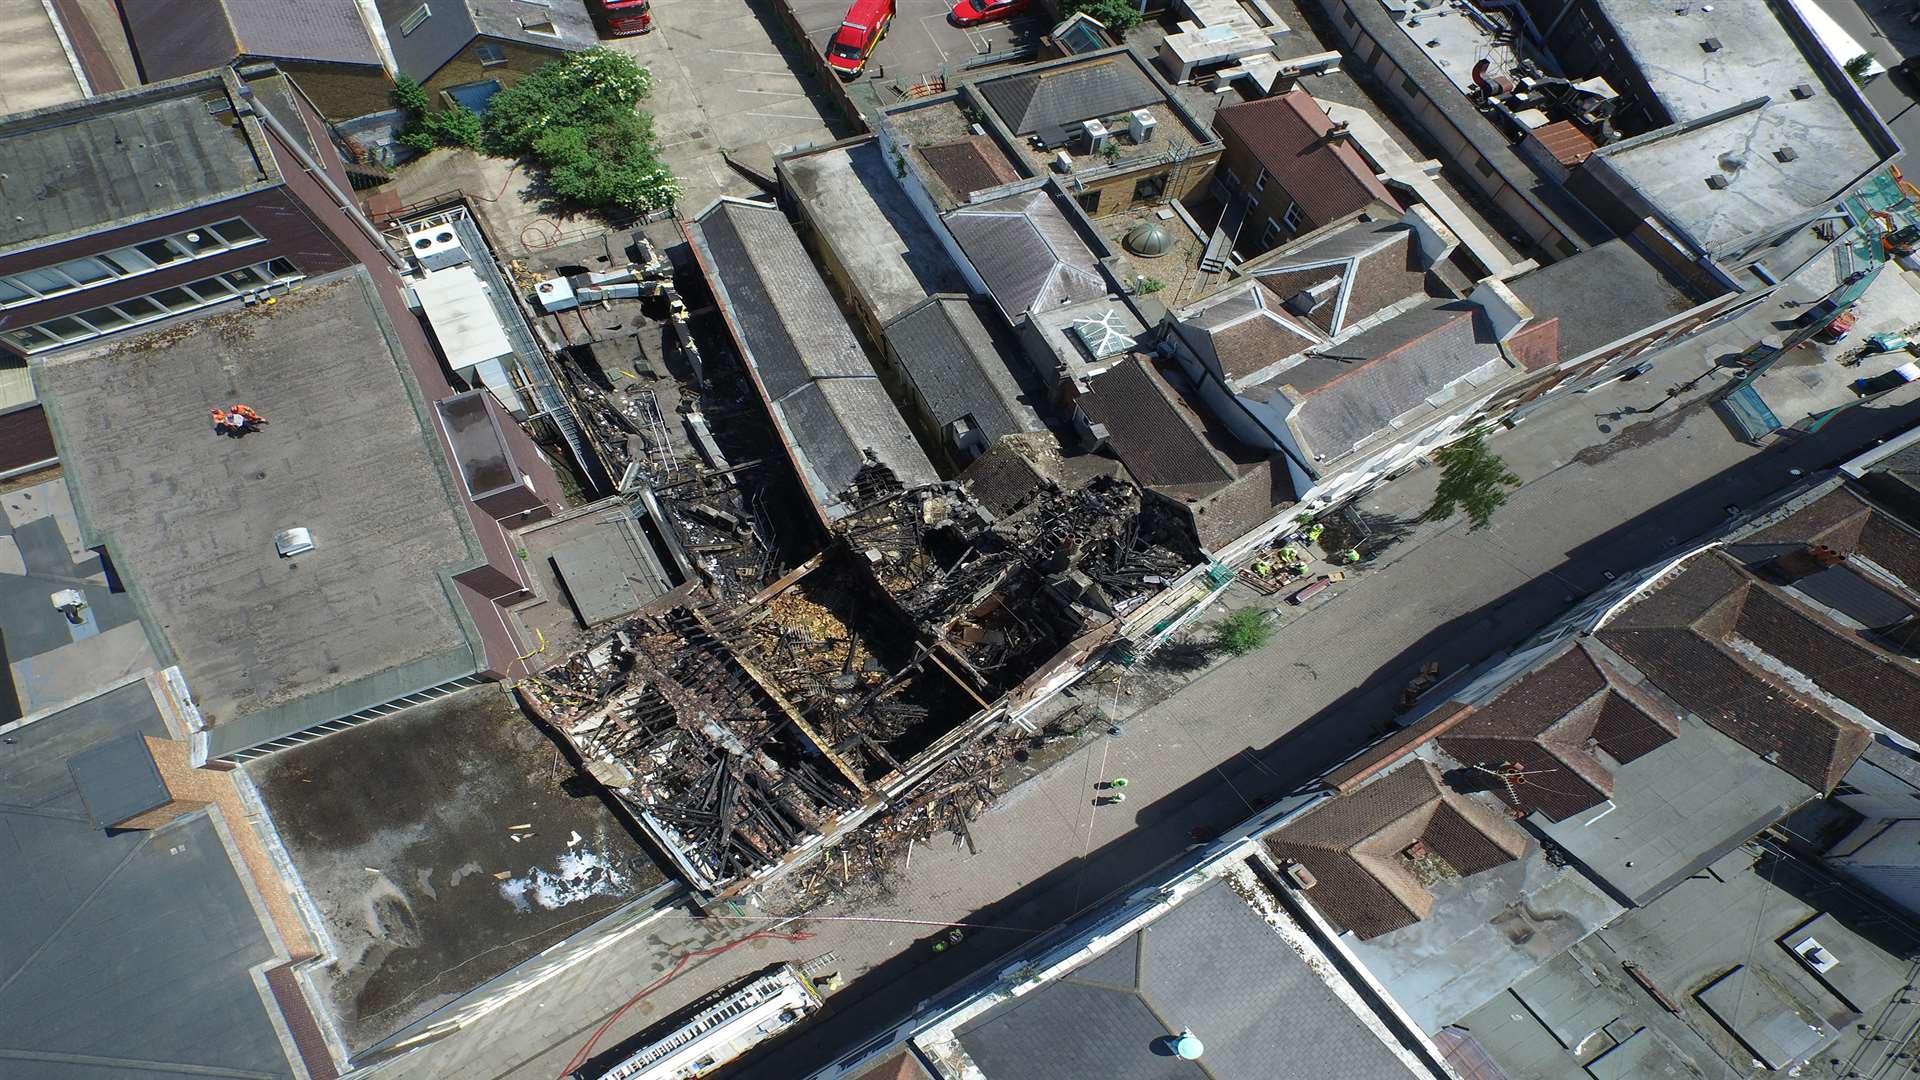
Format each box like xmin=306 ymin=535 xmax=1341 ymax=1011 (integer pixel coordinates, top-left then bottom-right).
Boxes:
xmin=1214 ymin=92 xmax=1400 ymax=226
xmin=1506 ymin=316 xmax=1561 ymax=371
xmin=975 ymin=55 xmax=1162 ymax=135
xmin=1265 ymin=761 xmax=1526 ymax=940
xmin=884 ymin=296 xmax=1042 ymax=446
xmin=1251 ymin=224 xmax=1424 ymax=337
xmin=1595 ymin=545 xmax=1884 ymax=792
xmin=1435 ymin=646 xmax=1678 ymax=822
xmin=1274 ymin=303 xmax=1510 ymax=461
xmin=1077 ymin=358 xmax=1233 ymax=498
xmin=945 ymin=190 xmax=1109 ymax=322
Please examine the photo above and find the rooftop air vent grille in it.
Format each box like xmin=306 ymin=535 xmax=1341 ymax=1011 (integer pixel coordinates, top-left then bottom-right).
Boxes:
xmin=1792 ymin=83 xmax=1816 ymax=99
xmin=1775 ymin=146 xmax=1798 ymax=162
xmin=1701 ymin=37 xmax=1722 ymax=52
xmin=1706 ymin=175 xmax=1730 ymax=189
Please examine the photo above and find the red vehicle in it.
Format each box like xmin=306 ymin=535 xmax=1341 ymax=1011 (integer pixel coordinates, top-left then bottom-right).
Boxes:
xmin=826 ymin=0 xmax=892 ymax=79
xmin=596 ymin=0 xmax=653 ymax=35
xmin=949 ymin=0 xmax=1027 ymax=24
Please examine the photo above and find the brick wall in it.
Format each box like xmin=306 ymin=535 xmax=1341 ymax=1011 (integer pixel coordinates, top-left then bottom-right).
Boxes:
xmin=421 ymin=37 xmax=574 ymax=104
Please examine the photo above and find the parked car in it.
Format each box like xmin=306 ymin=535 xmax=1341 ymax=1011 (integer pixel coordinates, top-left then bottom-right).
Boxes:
xmin=949 ymin=0 xmax=1028 ymax=25
xmin=826 ymin=0 xmax=892 ymax=79
xmin=594 ymin=0 xmax=653 ymax=35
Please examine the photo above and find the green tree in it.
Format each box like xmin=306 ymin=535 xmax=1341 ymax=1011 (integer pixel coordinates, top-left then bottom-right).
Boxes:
xmin=1421 ymin=430 xmax=1520 ymax=531
xmin=479 ymin=49 xmax=678 ymax=212
xmin=1215 ymin=608 xmax=1274 ymax=657
xmin=392 ymin=76 xmax=481 ymax=152
xmin=1063 ymin=0 xmax=1142 ymax=34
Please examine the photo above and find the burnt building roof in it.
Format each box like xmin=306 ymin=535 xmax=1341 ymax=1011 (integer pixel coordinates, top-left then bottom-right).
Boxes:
xmin=1264 ymin=760 xmax=1528 ymax=939
xmin=686 ymin=199 xmax=938 ymax=519
xmin=1213 ymin=91 xmax=1401 ymax=225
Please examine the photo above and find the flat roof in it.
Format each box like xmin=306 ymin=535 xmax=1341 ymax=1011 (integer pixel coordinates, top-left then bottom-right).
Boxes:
xmin=686 ymin=198 xmax=937 ymax=518
xmin=1503 ymin=237 xmax=1702 ymax=361
xmin=0 ymin=680 xmax=297 ymax=1078
xmin=414 ymin=264 xmax=515 ymax=371
xmin=33 ymin=268 xmax=486 ymax=750
xmin=0 ymin=67 xmax=276 ymax=256
xmin=1586 ymin=0 xmax=1894 ymax=255
xmin=782 ymin=140 xmax=970 ymax=323
xmin=248 ymin=684 xmax=664 ymax=1051
xmin=927 ymin=864 xmax=1433 ymax=1079
xmin=550 ymin=518 xmax=675 ymax=627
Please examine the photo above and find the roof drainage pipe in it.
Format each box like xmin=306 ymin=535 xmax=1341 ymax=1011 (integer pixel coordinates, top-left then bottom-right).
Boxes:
xmin=231 ymin=75 xmax=406 ymax=273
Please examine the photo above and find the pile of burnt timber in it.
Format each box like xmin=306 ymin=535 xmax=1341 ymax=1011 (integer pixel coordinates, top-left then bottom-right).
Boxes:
xmin=519 ymin=602 xmax=864 ymax=895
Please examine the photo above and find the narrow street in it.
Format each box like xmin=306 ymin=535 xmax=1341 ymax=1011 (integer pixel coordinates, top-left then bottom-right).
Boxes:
xmin=362 ymin=311 xmax=1920 ymax=1080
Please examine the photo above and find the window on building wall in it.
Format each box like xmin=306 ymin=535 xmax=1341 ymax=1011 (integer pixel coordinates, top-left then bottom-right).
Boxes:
xmin=477 ymin=43 xmax=508 ymax=66
xmin=520 ymin=15 xmax=559 ymax=34
xmin=1254 ymin=169 xmax=1268 ymax=192
xmin=1132 ymin=173 xmax=1167 ymax=202
xmin=0 ymin=218 xmax=265 ymax=307
xmin=400 ymin=3 xmax=432 ymax=35
xmin=1474 ymin=157 xmax=1496 ymax=178
xmin=1343 ymin=8 xmax=1356 ymax=24
xmin=1260 ymin=218 xmax=1282 ymax=248
xmin=1282 ymin=203 xmax=1304 ymax=232
xmin=1401 ymin=75 xmax=1418 ymax=96
xmin=1077 ymin=190 xmax=1102 ymax=214
xmin=0 ymin=259 xmax=304 ymax=354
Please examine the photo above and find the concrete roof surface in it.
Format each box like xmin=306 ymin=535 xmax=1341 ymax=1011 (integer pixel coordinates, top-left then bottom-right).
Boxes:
xmin=248 ymin=685 xmax=663 ymax=1051
xmin=782 ymin=140 xmax=969 ymax=323
xmin=33 ymin=268 xmax=483 ymax=741
xmin=953 ymin=877 xmax=1428 ymax=1079
xmin=1502 ymin=237 xmax=1701 ymax=361
xmin=0 ymin=70 xmax=272 ymax=254
xmin=0 ymin=681 xmax=296 ymax=1079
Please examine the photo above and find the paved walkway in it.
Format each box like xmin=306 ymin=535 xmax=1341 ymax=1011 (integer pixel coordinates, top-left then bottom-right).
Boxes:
xmin=357 ymin=285 xmax=1920 ymax=1079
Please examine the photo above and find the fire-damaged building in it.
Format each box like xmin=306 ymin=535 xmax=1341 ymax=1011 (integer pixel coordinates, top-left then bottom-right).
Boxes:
xmin=503 ymin=197 xmax=1214 ymax=899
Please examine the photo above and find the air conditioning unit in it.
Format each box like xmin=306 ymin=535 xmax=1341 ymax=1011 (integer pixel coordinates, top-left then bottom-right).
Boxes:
xmin=1080 ymin=118 xmax=1110 ymax=155
xmin=406 ymin=224 xmax=468 ymax=272
xmin=533 ymin=276 xmax=579 ymax=313
xmin=1128 ymin=109 xmax=1156 ymax=144
xmin=1052 ymin=150 xmax=1074 ymax=173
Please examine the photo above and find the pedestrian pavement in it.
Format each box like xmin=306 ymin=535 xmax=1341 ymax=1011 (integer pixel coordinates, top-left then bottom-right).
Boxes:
xmin=356 ymin=288 xmax=1920 ymax=1080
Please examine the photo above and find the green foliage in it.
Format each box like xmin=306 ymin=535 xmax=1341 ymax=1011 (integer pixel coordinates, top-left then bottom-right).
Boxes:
xmin=392 ymin=75 xmax=481 ymax=152
xmin=1137 ymin=277 xmax=1164 ymax=294
xmin=479 ymin=48 xmax=678 ymax=212
xmin=1846 ymin=53 xmax=1876 ymax=85
xmin=1063 ymin=0 xmax=1142 ymax=34
xmin=1422 ymin=430 xmax=1520 ymax=532
xmin=1215 ymin=608 xmax=1274 ymax=657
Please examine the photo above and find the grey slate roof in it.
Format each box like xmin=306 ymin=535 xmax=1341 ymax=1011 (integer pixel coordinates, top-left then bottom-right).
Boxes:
xmin=0 ymin=681 xmax=296 ymax=1078
xmin=975 ymin=54 xmax=1163 ymax=135
xmin=126 ymin=0 xmax=380 ymax=78
xmin=377 ymin=0 xmax=594 ymax=83
xmin=0 ymin=70 xmax=275 ymax=255
xmin=884 ymin=295 xmax=1043 ymax=446
xmin=945 ymin=189 xmax=1109 ymax=324
xmin=1503 ymin=238 xmax=1699 ymax=361
xmin=1266 ymin=302 xmax=1510 ymax=461
xmin=953 ymin=878 xmax=1426 ymax=1079
xmin=687 ymin=199 xmax=937 ymax=517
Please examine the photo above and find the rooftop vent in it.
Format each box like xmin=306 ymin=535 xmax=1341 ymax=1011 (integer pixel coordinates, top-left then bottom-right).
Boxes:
xmin=1775 ymin=146 xmax=1798 ymax=162
xmin=1284 ymin=861 xmax=1319 ymax=889
xmin=274 ymin=527 xmax=315 ymax=558
xmin=1792 ymin=83 xmax=1816 ymax=99
xmin=1706 ymin=175 xmax=1731 ymax=189
xmin=1701 ymin=37 xmax=1722 ymax=52
xmin=1123 ymin=221 xmax=1172 ymax=258
xmin=406 ymin=223 xmax=468 ymax=272
xmin=1793 ymin=936 xmax=1840 ymax=974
